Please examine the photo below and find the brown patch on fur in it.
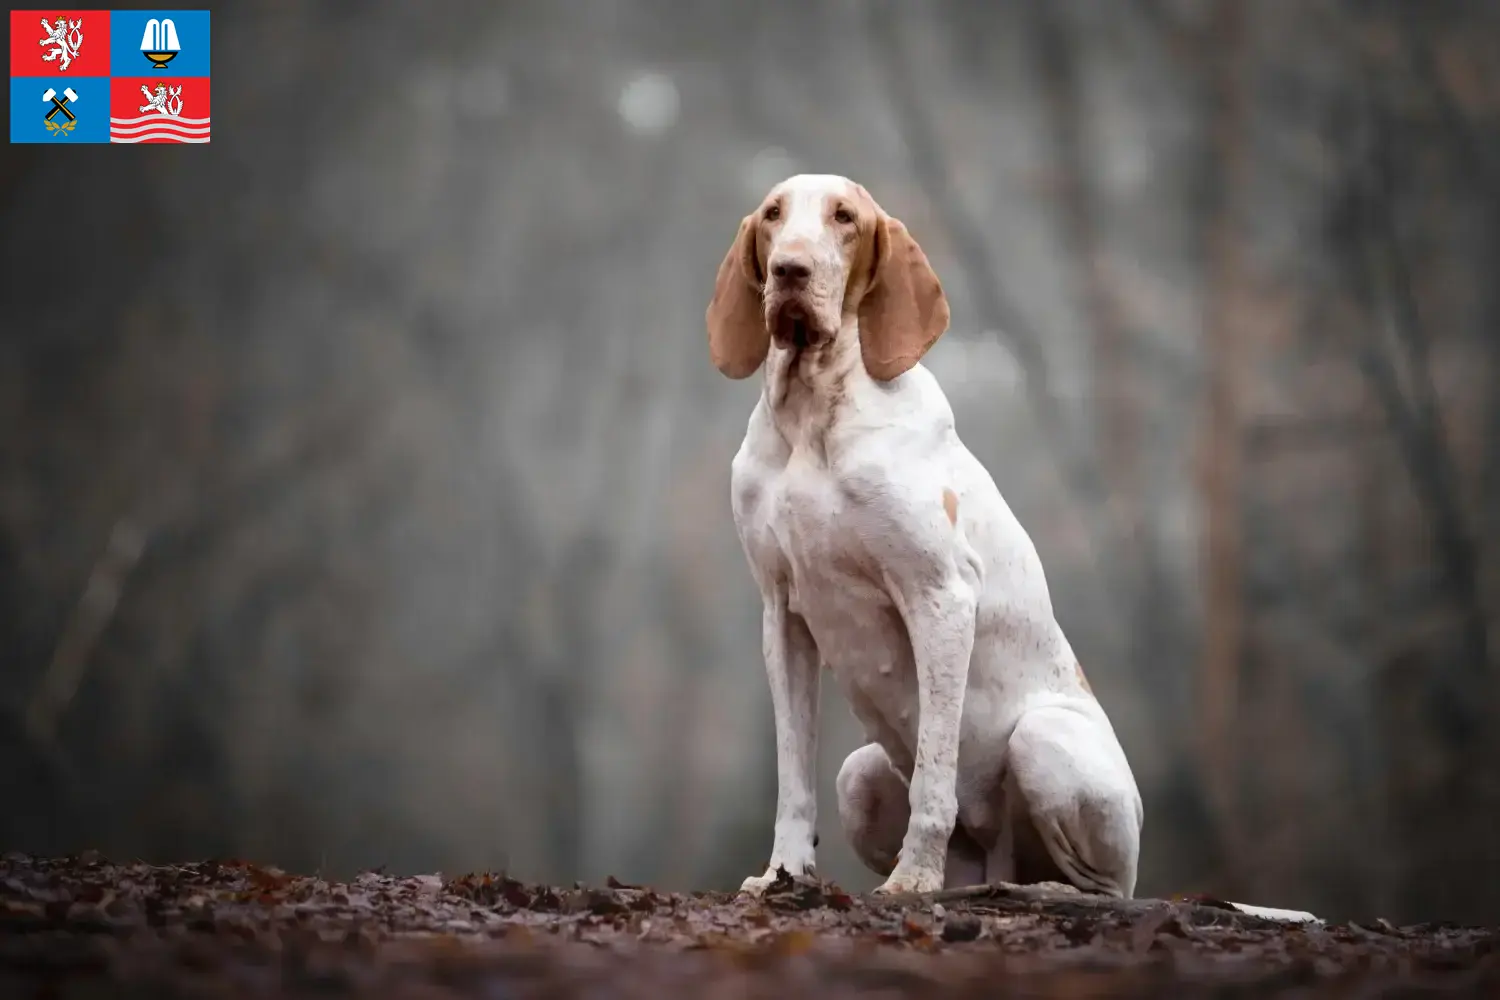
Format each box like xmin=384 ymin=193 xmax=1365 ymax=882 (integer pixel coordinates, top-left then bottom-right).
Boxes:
xmin=1075 ymin=662 xmax=1094 ymax=696
xmin=942 ymin=488 xmax=959 ymax=526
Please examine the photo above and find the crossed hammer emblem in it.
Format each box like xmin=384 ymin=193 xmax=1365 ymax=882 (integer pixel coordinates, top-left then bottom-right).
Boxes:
xmin=43 ymin=87 xmax=79 ymax=122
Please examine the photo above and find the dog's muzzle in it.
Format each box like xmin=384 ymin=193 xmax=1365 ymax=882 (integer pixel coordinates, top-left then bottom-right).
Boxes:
xmin=769 ymin=298 xmax=831 ymax=350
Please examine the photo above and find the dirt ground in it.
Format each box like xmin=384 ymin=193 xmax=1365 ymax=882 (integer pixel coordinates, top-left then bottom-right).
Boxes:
xmin=2 ymin=853 xmax=1497 ymax=998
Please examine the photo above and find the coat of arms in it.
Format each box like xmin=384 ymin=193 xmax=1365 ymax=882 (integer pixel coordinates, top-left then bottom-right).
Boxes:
xmin=38 ymin=15 xmax=85 ymax=72
xmin=138 ymin=83 xmax=184 ymax=118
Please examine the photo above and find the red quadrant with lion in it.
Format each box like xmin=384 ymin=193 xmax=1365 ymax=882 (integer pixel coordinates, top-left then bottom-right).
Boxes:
xmin=9 ymin=10 xmax=110 ymax=76
xmin=109 ymin=75 xmax=210 ymax=143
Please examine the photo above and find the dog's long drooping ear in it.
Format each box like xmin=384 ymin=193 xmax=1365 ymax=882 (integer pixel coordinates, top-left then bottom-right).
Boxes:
xmin=706 ymin=214 xmax=770 ymax=379
xmin=857 ymin=211 xmax=950 ymax=382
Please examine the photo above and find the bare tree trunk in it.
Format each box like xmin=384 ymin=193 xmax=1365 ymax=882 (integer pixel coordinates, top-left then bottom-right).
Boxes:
xmin=634 ymin=572 xmax=713 ymax=887
xmin=1027 ymin=3 xmax=1138 ymax=553
xmin=1193 ymin=0 xmax=1250 ymax=896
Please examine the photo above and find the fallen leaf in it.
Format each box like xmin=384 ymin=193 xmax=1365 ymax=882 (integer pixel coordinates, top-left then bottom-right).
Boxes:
xmin=764 ymin=929 xmax=816 ymax=956
xmin=1131 ymin=907 xmax=1193 ymax=953
xmin=941 ymin=914 xmax=982 ymax=943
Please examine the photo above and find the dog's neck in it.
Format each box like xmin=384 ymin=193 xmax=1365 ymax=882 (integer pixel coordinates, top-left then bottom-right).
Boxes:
xmin=762 ymin=318 xmax=867 ymax=465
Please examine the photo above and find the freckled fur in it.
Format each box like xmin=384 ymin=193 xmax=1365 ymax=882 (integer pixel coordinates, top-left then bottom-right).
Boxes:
xmin=710 ymin=174 xmax=1143 ymax=899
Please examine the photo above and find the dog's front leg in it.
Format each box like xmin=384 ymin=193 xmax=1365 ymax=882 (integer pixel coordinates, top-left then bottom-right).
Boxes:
xmin=874 ymin=575 xmax=977 ymax=895
xmin=739 ymin=590 xmax=821 ymax=895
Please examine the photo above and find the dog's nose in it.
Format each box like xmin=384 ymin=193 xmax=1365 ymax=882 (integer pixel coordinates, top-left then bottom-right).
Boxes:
xmin=769 ymin=254 xmax=813 ymax=285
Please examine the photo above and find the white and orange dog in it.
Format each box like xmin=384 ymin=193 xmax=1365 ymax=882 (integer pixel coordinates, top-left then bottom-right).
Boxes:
xmin=707 ymin=174 xmax=1143 ymax=898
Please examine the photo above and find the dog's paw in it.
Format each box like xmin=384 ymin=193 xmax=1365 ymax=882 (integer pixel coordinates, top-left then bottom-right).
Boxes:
xmin=872 ymin=866 xmax=944 ymax=896
xmin=738 ymin=870 xmax=780 ymax=896
xmin=738 ymin=862 xmax=814 ymax=897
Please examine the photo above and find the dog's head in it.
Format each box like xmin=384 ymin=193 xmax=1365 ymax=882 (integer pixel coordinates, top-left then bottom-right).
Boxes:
xmin=705 ymin=174 xmax=949 ymax=381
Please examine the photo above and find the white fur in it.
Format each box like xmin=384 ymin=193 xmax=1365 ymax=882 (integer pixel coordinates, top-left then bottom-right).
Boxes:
xmin=726 ymin=175 xmax=1143 ymax=898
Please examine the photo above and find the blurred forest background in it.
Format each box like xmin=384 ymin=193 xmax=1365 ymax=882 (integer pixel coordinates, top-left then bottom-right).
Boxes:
xmin=3 ymin=0 xmax=1499 ymax=926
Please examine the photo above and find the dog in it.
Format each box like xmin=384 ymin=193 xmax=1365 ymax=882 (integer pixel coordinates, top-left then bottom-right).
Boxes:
xmin=706 ymin=174 xmax=1143 ymax=897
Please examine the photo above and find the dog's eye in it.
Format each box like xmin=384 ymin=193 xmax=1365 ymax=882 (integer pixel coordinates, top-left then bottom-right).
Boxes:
xmin=833 ymin=207 xmax=854 ymax=225
xmin=764 ymin=204 xmax=781 ymax=221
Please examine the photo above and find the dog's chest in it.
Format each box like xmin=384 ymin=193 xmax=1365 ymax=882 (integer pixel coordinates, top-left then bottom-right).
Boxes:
xmin=768 ymin=460 xmax=850 ymax=577
xmin=740 ymin=455 xmax=918 ymax=729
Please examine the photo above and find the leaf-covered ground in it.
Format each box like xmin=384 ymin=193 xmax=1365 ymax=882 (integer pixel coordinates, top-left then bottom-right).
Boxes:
xmin=2 ymin=854 xmax=1497 ymax=998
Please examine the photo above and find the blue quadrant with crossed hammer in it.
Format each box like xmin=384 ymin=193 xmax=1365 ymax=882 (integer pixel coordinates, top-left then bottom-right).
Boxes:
xmin=9 ymin=76 xmax=111 ymax=143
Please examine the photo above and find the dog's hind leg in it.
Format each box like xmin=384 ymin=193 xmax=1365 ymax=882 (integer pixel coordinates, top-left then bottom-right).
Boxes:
xmin=1004 ymin=706 xmax=1142 ymax=898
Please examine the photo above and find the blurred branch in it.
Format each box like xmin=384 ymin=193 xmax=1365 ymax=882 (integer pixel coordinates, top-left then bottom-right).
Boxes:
xmin=1023 ymin=0 xmax=1192 ymax=785
xmin=1389 ymin=1 xmax=1500 ymax=193
xmin=1385 ymin=1 xmax=1500 ymax=629
xmin=1026 ymin=2 xmax=1139 ymax=531
xmin=18 ymin=396 xmax=387 ymax=780
xmin=864 ymin=1 xmax=1050 ymax=391
xmin=862 ymin=0 xmax=1134 ymax=626
xmin=1135 ymin=0 xmax=1214 ymax=70
xmin=1243 ymin=416 xmax=1383 ymax=453
xmin=24 ymin=518 xmax=148 ymax=749
xmin=1339 ymin=67 xmax=1490 ymax=747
